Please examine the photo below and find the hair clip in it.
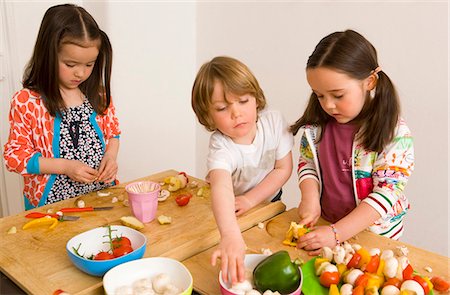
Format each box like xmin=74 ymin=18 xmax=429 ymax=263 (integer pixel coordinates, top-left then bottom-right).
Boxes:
xmin=371 ymin=66 xmax=382 ymax=79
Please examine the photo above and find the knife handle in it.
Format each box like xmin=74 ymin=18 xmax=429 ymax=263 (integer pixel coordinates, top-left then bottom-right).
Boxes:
xmin=60 ymin=207 xmax=94 ymax=213
xmin=25 ymin=212 xmax=59 ymax=219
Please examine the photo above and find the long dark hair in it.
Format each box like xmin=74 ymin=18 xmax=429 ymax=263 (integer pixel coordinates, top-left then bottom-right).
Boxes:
xmin=23 ymin=3 xmax=113 ymax=116
xmin=290 ymin=30 xmax=400 ymax=152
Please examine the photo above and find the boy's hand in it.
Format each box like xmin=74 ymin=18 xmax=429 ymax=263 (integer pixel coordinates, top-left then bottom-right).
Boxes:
xmin=234 ymin=195 xmax=253 ymax=216
xmin=211 ymin=233 xmax=246 ymax=284
xmin=65 ymin=160 xmax=98 ymax=183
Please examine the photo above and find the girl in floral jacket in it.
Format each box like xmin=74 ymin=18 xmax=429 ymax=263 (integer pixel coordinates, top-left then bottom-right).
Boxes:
xmin=3 ymin=4 xmax=120 ymax=209
xmin=290 ymin=30 xmax=414 ymax=255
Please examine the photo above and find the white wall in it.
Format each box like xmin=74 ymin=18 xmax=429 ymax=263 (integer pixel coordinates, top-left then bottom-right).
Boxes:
xmin=0 ymin=1 xmax=448 ymax=256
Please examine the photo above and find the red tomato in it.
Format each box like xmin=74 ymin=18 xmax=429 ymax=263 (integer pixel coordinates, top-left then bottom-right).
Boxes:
xmin=430 ymin=276 xmax=450 ymax=292
xmin=402 ymin=264 xmax=414 ymax=280
xmin=94 ymin=251 xmax=115 ymax=260
xmin=112 ymin=236 xmax=131 ymax=249
xmin=365 ymin=254 xmax=380 ymax=273
xmin=355 ymin=273 xmax=369 ymax=288
xmin=113 ymin=244 xmax=133 ymax=258
xmin=175 ymin=194 xmax=192 ymax=206
xmin=347 ymin=253 xmax=362 ymax=269
xmin=383 ymin=277 xmax=402 ymax=289
xmin=319 ymin=271 xmax=340 ymax=287
xmin=413 ymin=275 xmax=430 ymax=294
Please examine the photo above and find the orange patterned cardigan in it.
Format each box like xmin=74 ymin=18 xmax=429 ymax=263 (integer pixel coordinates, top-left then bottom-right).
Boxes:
xmin=3 ymin=89 xmax=121 ymax=209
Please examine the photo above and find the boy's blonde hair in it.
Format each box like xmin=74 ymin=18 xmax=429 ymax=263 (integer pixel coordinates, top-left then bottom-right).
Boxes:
xmin=191 ymin=56 xmax=266 ymax=131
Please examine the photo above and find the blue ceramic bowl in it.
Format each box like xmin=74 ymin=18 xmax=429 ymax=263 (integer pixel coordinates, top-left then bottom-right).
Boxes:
xmin=66 ymin=225 xmax=147 ymax=277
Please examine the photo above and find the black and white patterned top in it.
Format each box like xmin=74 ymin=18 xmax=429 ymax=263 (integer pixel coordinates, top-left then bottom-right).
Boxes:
xmin=46 ymin=100 xmax=112 ymax=204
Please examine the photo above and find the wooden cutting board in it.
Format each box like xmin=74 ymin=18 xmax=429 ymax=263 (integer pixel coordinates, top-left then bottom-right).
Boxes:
xmin=0 ymin=170 xmax=286 ymax=295
xmin=185 ymin=208 xmax=450 ymax=295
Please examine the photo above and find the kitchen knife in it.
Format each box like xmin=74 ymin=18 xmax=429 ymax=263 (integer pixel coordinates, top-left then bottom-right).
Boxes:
xmin=60 ymin=206 xmax=114 ymax=213
xmin=25 ymin=212 xmax=80 ymax=221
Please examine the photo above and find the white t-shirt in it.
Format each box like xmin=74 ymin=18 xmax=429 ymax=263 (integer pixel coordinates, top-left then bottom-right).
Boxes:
xmin=206 ymin=109 xmax=294 ymax=200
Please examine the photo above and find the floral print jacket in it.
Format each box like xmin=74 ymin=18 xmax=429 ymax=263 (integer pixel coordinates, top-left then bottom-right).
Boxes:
xmin=297 ymin=118 xmax=414 ymax=239
xmin=3 ymin=89 xmax=121 ymax=209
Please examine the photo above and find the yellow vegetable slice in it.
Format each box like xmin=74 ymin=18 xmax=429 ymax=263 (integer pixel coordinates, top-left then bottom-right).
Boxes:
xmin=120 ymin=216 xmax=144 ymax=230
xmin=157 ymin=215 xmax=172 ymax=225
xmin=23 ymin=216 xmax=58 ymax=230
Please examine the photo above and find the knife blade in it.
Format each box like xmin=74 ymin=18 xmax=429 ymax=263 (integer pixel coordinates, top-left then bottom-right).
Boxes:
xmin=60 ymin=206 xmax=114 ymax=213
xmin=25 ymin=212 xmax=80 ymax=221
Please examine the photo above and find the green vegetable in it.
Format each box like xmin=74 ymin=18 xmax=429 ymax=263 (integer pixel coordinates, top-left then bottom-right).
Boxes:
xmin=253 ymin=250 xmax=301 ymax=294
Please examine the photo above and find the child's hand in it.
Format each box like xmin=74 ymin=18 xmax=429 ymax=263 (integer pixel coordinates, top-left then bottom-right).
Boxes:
xmin=211 ymin=233 xmax=246 ymax=284
xmin=297 ymin=196 xmax=321 ymax=227
xmin=65 ymin=160 xmax=99 ymax=183
xmin=97 ymin=153 xmax=118 ymax=183
xmin=297 ymin=225 xmax=336 ymax=256
xmin=234 ymin=195 xmax=253 ymax=216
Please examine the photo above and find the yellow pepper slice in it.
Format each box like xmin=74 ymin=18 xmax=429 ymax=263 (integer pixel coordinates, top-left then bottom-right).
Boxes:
xmin=282 ymin=222 xmax=310 ymax=247
xmin=329 ymin=284 xmax=339 ymax=295
xmin=356 ymin=247 xmax=371 ymax=268
xmin=23 ymin=216 xmax=58 ymax=230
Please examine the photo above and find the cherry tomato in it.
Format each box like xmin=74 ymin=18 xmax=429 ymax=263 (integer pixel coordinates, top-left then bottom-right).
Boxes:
xmin=175 ymin=193 xmax=192 ymax=206
xmin=319 ymin=271 xmax=340 ymax=287
xmin=347 ymin=253 xmax=362 ymax=269
xmin=383 ymin=277 xmax=402 ymax=289
xmin=365 ymin=254 xmax=380 ymax=273
xmin=113 ymin=244 xmax=133 ymax=258
xmin=94 ymin=251 xmax=115 ymax=260
xmin=413 ymin=275 xmax=430 ymax=294
xmin=430 ymin=276 xmax=450 ymax=292
xmin=402 ymin=264 xmax=414 ymax=280
xmin=112 ymin=236 xmax=131 ymax=249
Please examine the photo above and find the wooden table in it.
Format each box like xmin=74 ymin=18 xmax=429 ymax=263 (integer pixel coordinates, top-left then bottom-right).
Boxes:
xmin=0 ymin=170 xmax=286 ymax=295
xmin=184 ymin=208 xmax=450 ymax=294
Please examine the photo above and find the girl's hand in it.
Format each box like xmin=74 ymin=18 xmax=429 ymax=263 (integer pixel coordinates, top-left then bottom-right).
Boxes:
xmin=65 ymin=160 xmax=99 ymax=183
xmin=234 ymin=195 xmax=253 ymax=216
xmin=297 ymin=225 xmax=336 ymax=256
xmin=211 ymin=233 xmax=246 ymax=284
xmin=97 ymin=153 xmax=118 ymax=183
xmin=297 ymin=196 xmax=321 ymax=227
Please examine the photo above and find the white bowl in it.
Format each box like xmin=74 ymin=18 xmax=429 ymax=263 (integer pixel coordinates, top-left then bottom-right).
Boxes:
xmin=219 ymin=254 xmax=303 ymax=295
xmin=103 ymin=257 xmax=193 ymax=295
xmin=66 ymin=225 xmax=147 ymax=276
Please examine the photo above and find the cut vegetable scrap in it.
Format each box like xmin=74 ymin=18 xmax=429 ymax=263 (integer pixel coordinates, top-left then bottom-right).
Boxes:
xmin=120 ymin=216 xmax=144 ymax=230
xmin=164 ymin=172 xmax=189 ymax=192
xmin=158 ymin=189 xmax=170 ymax=202
xmin=7 ymin=226 xmax=17 ymax=234
xmin=75 ymin=197 xmax=85 ymax=208
xmin=197 ymin=186 xmax=210 ymax=198
xmin=282 ymin=221 xmax=310 ymax=246
xmin=97 ymin=191 xmax=111 ymax=197
xmin=157 ymin=215 xmax=172 ymax=225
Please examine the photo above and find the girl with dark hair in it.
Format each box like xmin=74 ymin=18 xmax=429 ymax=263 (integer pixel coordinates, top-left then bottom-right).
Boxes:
xmin=4 ymin=4 xmax=120 ymax=209
xmin=291 ymin=30 xmax=414 ymax=255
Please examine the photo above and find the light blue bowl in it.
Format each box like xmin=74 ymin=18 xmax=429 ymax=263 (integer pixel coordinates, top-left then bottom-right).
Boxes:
xmin=66 ymin=225 xmax=147 ymax=277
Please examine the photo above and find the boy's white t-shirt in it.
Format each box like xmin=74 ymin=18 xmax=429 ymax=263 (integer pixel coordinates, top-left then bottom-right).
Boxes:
xmin=206 ymin=109 xmax=294 ymax=200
